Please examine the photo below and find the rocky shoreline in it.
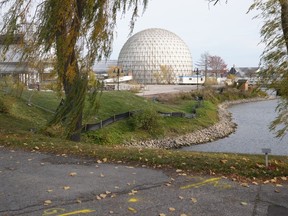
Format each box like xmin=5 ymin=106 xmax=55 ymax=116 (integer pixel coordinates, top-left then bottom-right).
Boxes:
xmin=125 ymin=97 xmax=276 ymax=149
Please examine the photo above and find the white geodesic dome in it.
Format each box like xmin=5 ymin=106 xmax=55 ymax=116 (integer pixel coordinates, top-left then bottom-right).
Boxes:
xmin=117 ymin=28 xmax=193 ymax=84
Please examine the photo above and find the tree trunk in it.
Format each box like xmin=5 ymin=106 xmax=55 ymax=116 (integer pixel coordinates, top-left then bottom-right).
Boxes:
xmin=280 ymin=0 xmax=288 ymax=52
xmin=49 ymin=0 xmax=87 ymax=142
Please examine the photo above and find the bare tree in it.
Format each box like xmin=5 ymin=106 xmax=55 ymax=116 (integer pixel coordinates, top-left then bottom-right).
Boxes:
xmin=196 ymin=51 xmax=210 ymax=81
xmin=208 ymin=55 xmax=227 ymax=78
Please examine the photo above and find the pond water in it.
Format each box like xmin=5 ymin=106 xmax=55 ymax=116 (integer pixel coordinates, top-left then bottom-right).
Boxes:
xmin=182 ymin=99 xmax=288 ymax=155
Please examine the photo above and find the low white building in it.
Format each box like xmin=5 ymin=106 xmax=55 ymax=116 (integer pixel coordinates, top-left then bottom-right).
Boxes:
xmin=177 ymin=75 xmax=205 ymax=85
xmin=0 ymin=34 xmax=38 ymax=85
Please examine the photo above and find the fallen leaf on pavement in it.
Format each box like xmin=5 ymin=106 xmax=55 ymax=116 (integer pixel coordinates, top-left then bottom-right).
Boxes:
xmin=128 ymin=190 xmax=138 ymax=196
xmin=69 ymin=172 xmax=77 ymax=176
xmin=169 ymin=207 xmax=176 ymax=212
xmin=241 ymin=183 xmax=249 ymax=188
xmin=63 ymin=186 xmax=70 ymax=190
xmin=100 ymin=194 xmax=107 ymax=199
xmin=191 ymin=198 xmax=197 ymax=203
xmin=241 ymin=202 xmax=248 ymax=206
xmin=128 ymin=207 xmax=137 ymax=213
xmin=44 ymin=200 xmax=52 ymax=206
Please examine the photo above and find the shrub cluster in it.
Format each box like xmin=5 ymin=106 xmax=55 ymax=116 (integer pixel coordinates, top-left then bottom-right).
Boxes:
xmin=129 ymin=107 xmax=163 ymax=135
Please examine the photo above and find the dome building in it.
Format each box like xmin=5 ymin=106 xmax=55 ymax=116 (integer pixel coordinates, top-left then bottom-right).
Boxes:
xmin=117 ymin=28 xmax=193 ymax=84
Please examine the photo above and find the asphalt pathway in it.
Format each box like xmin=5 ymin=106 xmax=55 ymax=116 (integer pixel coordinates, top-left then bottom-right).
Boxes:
xmin=1 ymin=147 xmax=288 ymax=216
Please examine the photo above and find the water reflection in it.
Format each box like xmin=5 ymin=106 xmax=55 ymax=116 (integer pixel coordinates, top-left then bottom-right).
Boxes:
xmin=182 ymin=99 xmax=288 ymax=155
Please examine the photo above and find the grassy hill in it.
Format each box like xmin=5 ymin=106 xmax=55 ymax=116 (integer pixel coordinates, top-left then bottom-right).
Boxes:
xmin=0 ymin=89 xmax=218 ymax=145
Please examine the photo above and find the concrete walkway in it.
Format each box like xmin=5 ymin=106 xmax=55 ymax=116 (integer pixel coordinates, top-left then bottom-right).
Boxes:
xmin=135 ymin=84 xmax=201 ymax=96
xmin=1 ymin=147 xmax=288 ymax=216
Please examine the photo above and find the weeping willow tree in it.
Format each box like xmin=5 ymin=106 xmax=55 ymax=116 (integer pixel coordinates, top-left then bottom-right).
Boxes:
xmin=210 ymin=0 xmax=288 ymax=138
xmin=0 ymin=0 xmax=148 ymax=141
xmin=249 ymin=0 xmax=288 ymax=138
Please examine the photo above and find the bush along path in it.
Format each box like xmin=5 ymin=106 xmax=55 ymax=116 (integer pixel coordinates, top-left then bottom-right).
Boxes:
xmin=124 ymin=97 xmax=275 ymax=149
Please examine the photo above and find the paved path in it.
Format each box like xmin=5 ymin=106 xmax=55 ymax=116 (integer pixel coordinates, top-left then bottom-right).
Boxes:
xmin=1 ymin=147 xmax=288 ymax=216
xmin=135 ymin=84 xmax=201 ymax=96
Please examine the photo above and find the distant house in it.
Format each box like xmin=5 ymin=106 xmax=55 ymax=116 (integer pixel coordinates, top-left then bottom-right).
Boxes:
xmin=237 ymin=79 xmax=249 ymax=91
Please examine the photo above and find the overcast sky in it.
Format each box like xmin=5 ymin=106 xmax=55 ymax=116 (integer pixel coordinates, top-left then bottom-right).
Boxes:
xmin=111 ymin=0 xmax=264 ymax=68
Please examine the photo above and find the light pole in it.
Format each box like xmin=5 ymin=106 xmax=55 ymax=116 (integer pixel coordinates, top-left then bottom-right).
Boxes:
xmin=113 ymin=67 xmax=120 ymax=91
xmin=194 ymin=68 xmax=199 ymax=90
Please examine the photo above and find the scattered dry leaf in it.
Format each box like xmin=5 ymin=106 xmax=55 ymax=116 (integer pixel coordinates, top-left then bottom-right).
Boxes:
xmin=128 ymin=207 xmax=137 ymax=213
xmin=179 ymin=196 xmax=184 ymax=200
xmin=128 ymin=190 xmax=138 ymax=196
xmin=241 ymin=183 xmax=249 ymax=188
xmin=220 ymin=159 xmax=228 ymax=164
xmin=69 ymin=172 xmax=77 ymax=176
xmin=191 ymin=198 xmax=197 ymax=203
xmin=100 ymin=194 xmax=107 ymax=199
xmin=169 ymin=207 xmax=176 ymax=212
xmin=256 ymin=163 xmax=265 ymax=168
xmin=241 ymin=202 xmax=248 ymax=206
xmin=281 ymin=177 xmax=287 ymax=181
xmin=63 ymin=186 xmax=70 ymax=190
xmin=44 ymin=200 xmax=52 ymax=206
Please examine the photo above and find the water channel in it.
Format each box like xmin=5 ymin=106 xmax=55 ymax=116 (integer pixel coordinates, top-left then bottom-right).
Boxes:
xmin=182 ymin=99 xmax=288 ymax=156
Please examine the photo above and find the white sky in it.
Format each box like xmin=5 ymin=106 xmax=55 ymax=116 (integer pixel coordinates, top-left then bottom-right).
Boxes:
xmin=0 ymin=0 xmax=264 ymax=68
xmin=111 ymin=0 xmax=264 ymax=68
